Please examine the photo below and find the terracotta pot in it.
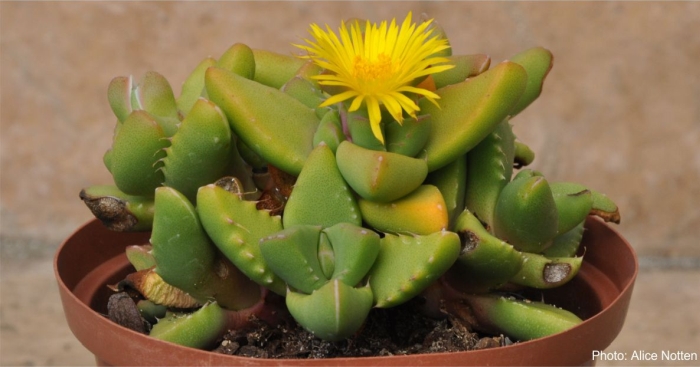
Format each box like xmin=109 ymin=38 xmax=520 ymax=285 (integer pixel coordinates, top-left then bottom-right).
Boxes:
xmin=55 ymin=217 xmax=637 ymax=366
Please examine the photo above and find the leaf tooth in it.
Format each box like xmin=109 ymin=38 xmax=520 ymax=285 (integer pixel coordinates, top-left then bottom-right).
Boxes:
xmin=497 ymin=160 xmax=506 ymax=170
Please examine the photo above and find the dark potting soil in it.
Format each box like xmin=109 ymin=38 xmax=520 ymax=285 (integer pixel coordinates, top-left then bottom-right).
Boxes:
xmin=108 ymin=291 xmax=509 ymax=359
xmin=213 ymin=299 xmax=507 ymax=359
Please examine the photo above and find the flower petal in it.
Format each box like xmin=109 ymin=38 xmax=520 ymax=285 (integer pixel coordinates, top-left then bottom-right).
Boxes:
xmin=349 ymin=95 xmax=365 ymax=112
xmin=320 ymin=90 xmax=360 ymax=107
xmin=297 ymin=11 xmax=453 ymax=146
xmin=366 ymin=97 xmax=385 ymax=143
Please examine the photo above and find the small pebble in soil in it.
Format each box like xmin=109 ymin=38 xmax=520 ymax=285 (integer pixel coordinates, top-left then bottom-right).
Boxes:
xmin=107 ymin=292 xmax=147 ymax=334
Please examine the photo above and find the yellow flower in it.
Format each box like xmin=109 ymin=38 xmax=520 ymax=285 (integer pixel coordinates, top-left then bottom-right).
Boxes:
xmin=295 ymin=12 xmax=454 ymax=144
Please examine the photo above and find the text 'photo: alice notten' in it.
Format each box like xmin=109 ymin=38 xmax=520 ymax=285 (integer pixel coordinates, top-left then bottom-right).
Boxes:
xmin=593 ymin=350 xmax=698 ymax=362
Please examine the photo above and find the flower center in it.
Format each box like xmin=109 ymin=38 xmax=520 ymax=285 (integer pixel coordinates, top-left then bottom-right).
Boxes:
xmin=352 ymin=53 xmax=395 ymax=83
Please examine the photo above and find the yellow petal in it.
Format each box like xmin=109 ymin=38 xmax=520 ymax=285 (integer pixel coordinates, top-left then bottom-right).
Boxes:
xmin=296 ymin=11 xmax=453 ymax=146
xmin=366 ymin=98 xmax=384 ymax=144
xmin=381 ymin=94 xmax=405 ymax=123
xmin=320 ymin=90 xmax=360 ymax=107
xmin=349 ymin=95 xmax=365 ymax=112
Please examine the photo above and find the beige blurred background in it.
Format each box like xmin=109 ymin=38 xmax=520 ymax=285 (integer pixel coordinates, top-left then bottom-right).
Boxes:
xmin=1 ymin=2 xmax=698 ymax=365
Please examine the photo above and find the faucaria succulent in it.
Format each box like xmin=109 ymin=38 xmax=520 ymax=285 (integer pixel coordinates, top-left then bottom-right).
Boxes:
xmin=81 ymin=11 xmax=621 ymax=350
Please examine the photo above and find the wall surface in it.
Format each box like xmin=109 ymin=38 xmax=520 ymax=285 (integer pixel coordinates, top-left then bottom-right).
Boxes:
xmin=2 ymin=2 xmax=698 ymax=259
xmin=1 ymin=2 xmax=699 ymax=366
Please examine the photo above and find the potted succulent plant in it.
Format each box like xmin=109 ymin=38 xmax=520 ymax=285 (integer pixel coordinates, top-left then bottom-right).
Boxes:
xmin=56 ymin=12 xmax=637 ymax=366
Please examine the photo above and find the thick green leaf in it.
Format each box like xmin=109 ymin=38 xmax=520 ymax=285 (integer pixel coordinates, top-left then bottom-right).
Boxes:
xmin=493 ymin=176 xmax=559 ymax=253
xmin=162 ymin=99 xmax=231 ymax=203
xmin=177 ymin=57 xmax=217 ymax=115
xmin=286 ymin=280 xmax=373 ymax=341
xmin=217 ymin=43 xmax=255 ymax=79
xmin=107 ymin=76 xmax=133 ymax=123
xmin=283 ymin=144 xmax=361 ymax=228
xmin=313 ymin=109 xmax=345 ymax=154
xmin=510 ymin=252 xmax=582 ymax=289
xmin=205 ymin=67 xmax=318 ymax=176
xmin=509 ymin=47 xmax=553 ymax=117
xmin=197 ymin=184 xmax=285 ymax=295
xmin=336 ymin=141 xmax=427 ymax=203
xmin=369 ymin=231 xmax=460 ymax=308
xmin=431 ymin=54 xmax=490 ymax=89
xmin=420 ymin=62 xmax=527 ymax=172
xmin=259 ymin=225 xmax=327 ymax=294
xmin=465 ymin=294 xmax=582 ymax=341
xmin=464 ymin=119 xmax=515 ymax=229
xmin=323 ymin=223 xmax=380 ymax=287
xmin=550 ymin=183 xmax=593 ymax=235
xmin=151 ymin=187 xmax=215 ymax=300
xmin=359 ymin=185 xmax=448 ymax=235
xmin=425 ymin=155 xmax=467 ymax=229
xmin=252 ymin=49 xmax=307 ymax=89
xmin=110 ymin=111 xmax=168 ymax=196
xmin=150 ymin=303 xmax=226 ymax=348
xmin=542 ymin=221 xmax=585 ymax=258
xmin=446 ymin=210 xmax=523 ymax=293
xmin=384 ymin=116 xmax=431 ymax=157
